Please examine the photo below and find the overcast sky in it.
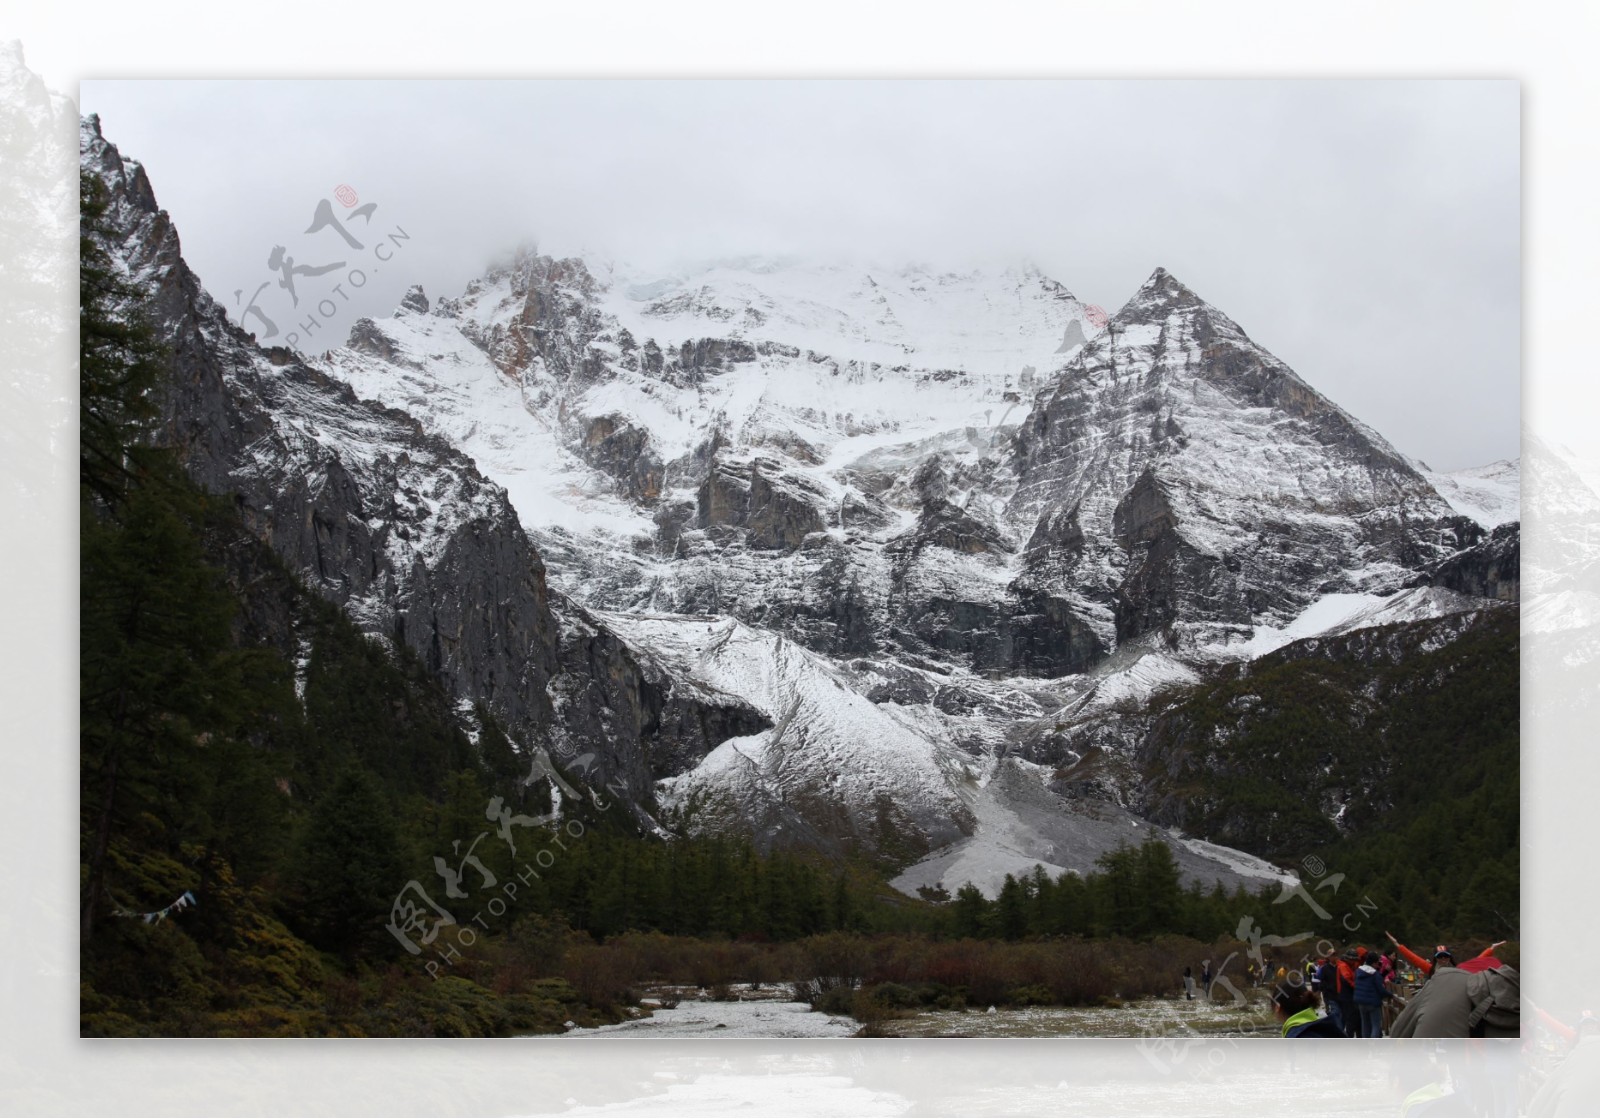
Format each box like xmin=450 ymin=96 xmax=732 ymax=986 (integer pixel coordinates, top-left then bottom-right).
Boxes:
xmin=80 ymin=79 xmax=1518 ymax=471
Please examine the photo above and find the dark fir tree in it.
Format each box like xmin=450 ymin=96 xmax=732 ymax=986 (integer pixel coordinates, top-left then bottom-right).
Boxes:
xmin=293 ymin=766 xmax=407 ymax=959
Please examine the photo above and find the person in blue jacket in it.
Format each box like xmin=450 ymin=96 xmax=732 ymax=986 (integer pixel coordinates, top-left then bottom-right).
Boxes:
xmin=1353 ymin=949 xmax=1394 ymax=1037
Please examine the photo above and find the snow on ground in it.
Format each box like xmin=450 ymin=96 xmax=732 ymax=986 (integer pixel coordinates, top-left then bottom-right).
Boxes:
xmin=318 ymin=262 xmax=1092 ymax=619
xmin=890 ymin=757 xmax=1294 ymax=900
xmin=1169 ymin=834 xmax=1299 ymax=887
xmin=596 ymin=257 xmax=1095 ymax=384
xmin=890 ymin=995 xmax=1282 ymax=1039
xmin=1207 ymin=593 xmax=1386 ymax=659
xmin=322 ymin=306 xmax=655 ymax=543
xmin=1203 ymin=586 xmax=1492 ymax=661
xmin=1319 ymin=586 xmax=1496 ymax=635
xmin=1424 ymin=458 xmax=1520 ymax=528
xmin=555 ymin=998 xmax=858 ymax=1040
xmin=1055 ymin=647 xmax=1202 ymax=721
xmin=600 ymin=611 xmax=976 ymax=849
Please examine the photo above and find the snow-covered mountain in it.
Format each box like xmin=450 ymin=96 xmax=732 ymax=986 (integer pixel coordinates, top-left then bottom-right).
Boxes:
xmin=1424 ymin=457 xmax=1520 ymax=528
xmin=83 ymin=110 xmax=1519 ymax=897
xmin=313 ymin=244 xmax=1516 ymax=894
xmin=327 ymin=255 xmax=1483 ymax=667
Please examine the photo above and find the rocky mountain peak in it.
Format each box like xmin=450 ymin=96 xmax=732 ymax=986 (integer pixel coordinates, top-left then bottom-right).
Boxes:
xmin=1110 ymin=267 xmax=1246 ymax=351
xmin=398 ymin=283 xmax=429 ymax=315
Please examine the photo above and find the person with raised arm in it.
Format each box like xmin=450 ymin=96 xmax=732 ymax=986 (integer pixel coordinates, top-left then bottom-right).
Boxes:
xmin=1386 ymin=931 xmax=1506 ymax=979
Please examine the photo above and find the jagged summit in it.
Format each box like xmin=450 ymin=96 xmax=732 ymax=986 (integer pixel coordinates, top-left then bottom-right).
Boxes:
xmin=397 ymin=283 xmax=430 ymax=315
xmin=1109 ymin=266 xmax=1239 ymax=338
xmin=1011 ymin=255 xmax=1460 ymax=651
xmin=1127 ymin=265 xmax=1198 ymax=303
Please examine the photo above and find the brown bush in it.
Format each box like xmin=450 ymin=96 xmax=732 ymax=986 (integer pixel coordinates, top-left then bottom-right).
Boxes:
xmin=802 ymin=932 xmax=872 ymax=986
xmin=502 ymin=926 xmax=1262 ymax=1017
xmin=560 ymin=941 xmax=637 ymax=1009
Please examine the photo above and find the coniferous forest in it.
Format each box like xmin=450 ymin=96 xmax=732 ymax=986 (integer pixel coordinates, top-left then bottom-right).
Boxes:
xmin=78 ymin=168 xmax=1518 ymax=1037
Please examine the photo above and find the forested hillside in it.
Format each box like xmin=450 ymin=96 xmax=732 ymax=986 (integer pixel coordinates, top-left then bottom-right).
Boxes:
xmin=1134 ymin=607 xmax=1520 ymax=943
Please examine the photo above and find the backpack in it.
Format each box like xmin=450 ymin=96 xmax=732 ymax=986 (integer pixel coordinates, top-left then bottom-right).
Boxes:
xmin=1336 ymin=959 xmax=1358 ymax=997
xmin=1465 ymin=965 xmax=1520 ymax=1037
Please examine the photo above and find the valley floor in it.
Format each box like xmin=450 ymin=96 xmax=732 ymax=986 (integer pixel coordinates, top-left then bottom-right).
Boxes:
xmin=555 ymin=986 xmax=858 ymax=1039
xmin=550 ymin=985 xmax=1279 ymax=1040
xmin=885 ymin=996 xmax=1279 ymax=1039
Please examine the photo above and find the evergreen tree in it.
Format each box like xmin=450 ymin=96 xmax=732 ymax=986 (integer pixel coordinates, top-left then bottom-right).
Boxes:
xmin=1050 ymin=872 xmax=1089 ymax=937
xmin=293 ymin=767 xmax=407 ymax=959
xmin=80 ymin=478 xmax=242 ymax=936
xmin=1135 ymin=837 xmax=1183 ymax=936
xmin=1093 ymin=845 xmax=1140 ymax=937
xmin=1027 ymin=865 xmax=1053 ymax=935
xmin=996 ymin=874 xmax=1029 ymax=941
xmin=951 ymin=883 xmax=989 ymax=939
xmin=831 ymin=869 xmax=852 ymax=932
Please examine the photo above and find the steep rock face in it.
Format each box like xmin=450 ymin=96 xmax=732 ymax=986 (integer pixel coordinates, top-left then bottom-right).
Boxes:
xmin=696 ymin=454 xmax=827 ymax=551
xmin=1008 ymin=268 xmax=1463 ymax=650
xmin=1107 ymin=467 xmax=1248 ymax=642
xmin=581 ymin=413 xmax=664 ymax=503
xmin=547 ymin=604 xmax=773 ymax=799
xmin=1417 ymin=521 xmax=1520 ymax=602
xmin=82 ymin=117 xmax=565 ymax=737
xmin=81 ymin=118 xmax=767 ymax=831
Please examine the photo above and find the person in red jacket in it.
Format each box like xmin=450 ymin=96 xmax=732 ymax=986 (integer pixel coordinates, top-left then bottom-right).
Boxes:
xmin=1385 ymin=932 xmax=1506 ymax=979
xmin=1334 ymin=948 xmax=1361 ymax=1036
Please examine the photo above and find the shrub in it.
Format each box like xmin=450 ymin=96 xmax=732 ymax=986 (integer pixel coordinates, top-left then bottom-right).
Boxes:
xmin=560 ymin=941 xmax=636 ymax=1009
xmin=864 ymin=982 xmax=919 ymax=1009
xmin=1007 ymin=984 xmax=1055 ymax=1007
xmin=850 ymin=985 xmax=912 ymax=1028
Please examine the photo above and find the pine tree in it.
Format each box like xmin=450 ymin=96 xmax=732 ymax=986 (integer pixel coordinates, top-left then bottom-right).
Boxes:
xmin=996 ymin=874 xmax=1029 ymax=941
xmin=1093 ymin=844 xmax=1141 ymax=937
xmin=293 ymin=767 xmax=407 ymax=959
xmin=952 ymin=883 xmax=989 ymax=939
xmin=1135 ymin=837 xmax=1183 ymax=937
xmin=831 ymin=869 xmax=852 ymax=931
xmin=1028 ymin=865 xmax=1053 ymax=936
